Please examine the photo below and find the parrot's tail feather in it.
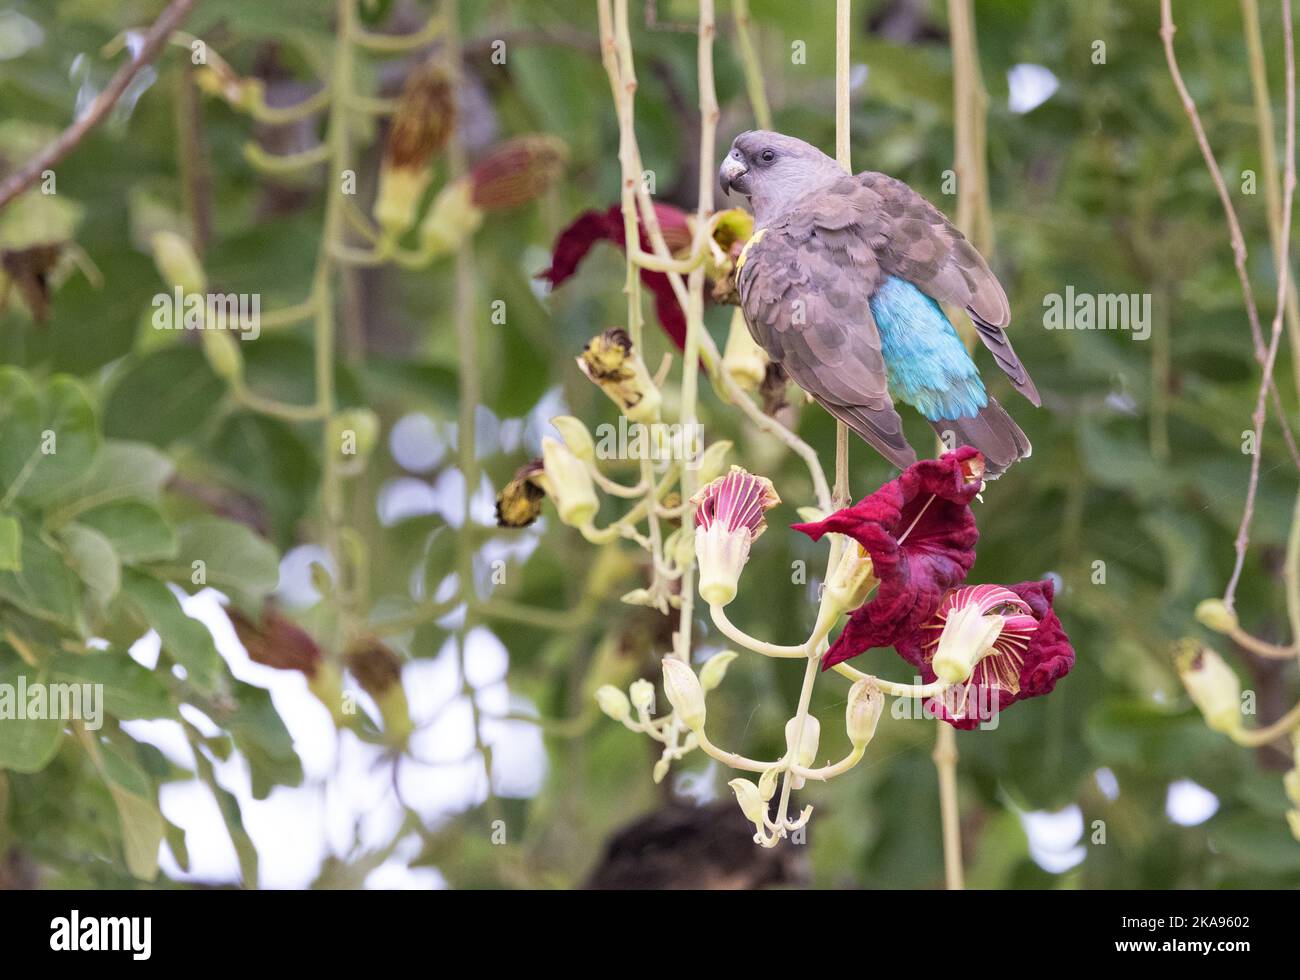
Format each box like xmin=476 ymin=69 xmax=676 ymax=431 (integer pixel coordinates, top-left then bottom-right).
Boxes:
xmin=968 ymin=310 xmax=1042 ymax=408
xmin=929 ymin=397 xmax=1030 ymax=479
xmin=826 ymin=402 xmax=919 ymax=472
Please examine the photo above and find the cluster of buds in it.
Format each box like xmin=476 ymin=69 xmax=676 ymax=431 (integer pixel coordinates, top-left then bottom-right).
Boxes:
xmin=373 ymin=58 xmax=454 ymax=238
xmin=577 ymin=328 xmax=662 ymax=423
xmin=691 ymin=466 xmax=779 ymax=607
xmin=724 ymin=679 xmax=884 ymax=844
xmin=593 ymin=651 xmax=740 ymax=784
xmin=1175 ymin=641 xmax=1243 ymax=735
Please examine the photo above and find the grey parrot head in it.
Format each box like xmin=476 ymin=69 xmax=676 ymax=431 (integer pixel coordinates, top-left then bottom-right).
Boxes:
xmin=719 ymin=130 xmax=844 ymax=224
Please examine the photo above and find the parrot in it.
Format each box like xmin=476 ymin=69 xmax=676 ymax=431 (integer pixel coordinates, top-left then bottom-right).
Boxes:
xmin=718 ymin=130 xmax=1040 ymax=477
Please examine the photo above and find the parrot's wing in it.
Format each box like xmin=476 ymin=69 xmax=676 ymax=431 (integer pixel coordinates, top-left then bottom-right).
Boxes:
xmin=859 ymin=171 xmax=1041 ymax=407
xmin=739 ymin=186 xmax=917 ymax=471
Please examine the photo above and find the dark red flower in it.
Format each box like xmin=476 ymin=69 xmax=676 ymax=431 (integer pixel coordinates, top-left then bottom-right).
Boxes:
xmin=538 ymin=203 xmax=692 ymax=348
xmin=792 ymin=447 xmax=984 ymax=669
xmin=895 ymin=579 xmax=1075 ymax=729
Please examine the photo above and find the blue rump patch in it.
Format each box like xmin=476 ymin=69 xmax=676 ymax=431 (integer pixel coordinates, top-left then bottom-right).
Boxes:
xmin=869 ymin=275 xmax=987 ymax=421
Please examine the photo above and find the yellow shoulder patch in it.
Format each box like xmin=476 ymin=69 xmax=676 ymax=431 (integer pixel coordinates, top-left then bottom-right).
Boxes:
xmin=735 ymin=227 xmax=768 ymax=274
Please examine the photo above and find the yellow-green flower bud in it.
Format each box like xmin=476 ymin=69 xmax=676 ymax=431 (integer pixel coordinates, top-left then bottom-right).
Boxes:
xmin=824 ymin=540 xmax=878 ymax=613
xmin=693 ymin=439 xmax=733 ymax=487
xmin=419 ymin=179 xmax=485 ymax=257
xmin=1288 ymin=809 xmax=1300 ymax=843
xmin=201 ymin=328 xmax=243 ymax=382
xmin=550 ymin=415 xmax=595 ymax=462
xmin=330 ymin=408 xmax=380 ymax=459
xmin=758 ymin=766 xmax=780 ymax=800
xmin=1176 ymin=644 xmax=1243 ymax=734
xmin=595 ymin=684 xmax=631 ymax=722
xmin=150 ymin=230 xmax=206 ymax=296
xmin=784 ymin=715 xmax=820 ymax=770
xmin=698 ymin=650 xmax=738 ymax=692
xmin=652 ymin=757 xmax=670 ymax=784
xmin=661 ymin=656 xmax=706 ymax=731
xmin=664 ymin=527 xmax=695 ymax=571
xmin=728 ymin=777 xmax=768 ymax=828
xmin=846 ymin=679 xmax=884 ymax=750
xmin=629 ymin=678 xmax=655 ymax=714
xmin=1195 ymin=598 xmax=1239 ymax=635
xmin=374 ymin=167 xmax=433 ymax=239
xmin=306 ymin=661 xmax=347 ymax=727
xmin=540 ymin=436 xmax=598 ymax=528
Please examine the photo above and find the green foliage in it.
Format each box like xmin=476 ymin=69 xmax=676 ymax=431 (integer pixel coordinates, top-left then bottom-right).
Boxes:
xmin=1 ymin=0 xmax=1298 ymax=890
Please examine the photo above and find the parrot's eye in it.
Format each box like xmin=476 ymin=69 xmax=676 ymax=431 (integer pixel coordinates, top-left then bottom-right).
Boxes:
xmin=760 ymin=149 xmax=776 ymax=163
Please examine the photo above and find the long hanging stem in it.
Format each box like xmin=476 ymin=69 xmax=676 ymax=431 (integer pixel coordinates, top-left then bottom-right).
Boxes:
xmin=675 ymin=0 xmax=719 ymax=665
xmin=733 ymin=0 xmax=772 ymax=130
xmin=934 ymin=0 xmax=994 ymax=892
xmin=832 ymin=0 xmax=852 ymax=511
xmin=443 ymin=0 xmax=500 ymax=822
xmin=315 ymin=0 xmax=355 ymax=644
xmin=1242 ymin=0 xmax=1300 ymax=400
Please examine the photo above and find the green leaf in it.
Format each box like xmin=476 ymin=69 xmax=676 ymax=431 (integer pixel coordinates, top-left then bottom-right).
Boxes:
xmin=45 ymin=440 xmax=175 ymax=520
xmin=1209 ymin=812 xmax=1300 ymax=873
xmin=120 ymin=569 xmax=221 ymax=693
xmin=103 ymin=347 xmax=224 ymax=447
xmin=0 ymin=663 xmax=63 ymax=773
xmin=0 ymin=522 xmax=82 ymax=627
xmin=0 ymin=369 xmax=100 ymax=503
xmin=163 ymin=815 xmax=191 ymax=873
xmin=0 ymin=514 xmax=20 ymax=571
xmin=50 ymin=651 xmax=175 ymax=721
xmin=59 ymin=523 xmax=121 ymax=606
xmin=77 ymin=500 xmax=178 ymax=564
xmin=99 ymin=742 xmax=163 ymax=881
xmin=227 ymin=681 xmax=302 ymax=799
xmin=148 ymin=516 xmax=280 ymax=604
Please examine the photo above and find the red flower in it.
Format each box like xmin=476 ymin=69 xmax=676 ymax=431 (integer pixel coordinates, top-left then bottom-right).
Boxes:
xmin=539 ymin=204 xmax=692 ymax=348
xmin=895 ymin=579 xmax=1075 ymax=729
xmin=792 ymin=447 xmax=984 ymax=669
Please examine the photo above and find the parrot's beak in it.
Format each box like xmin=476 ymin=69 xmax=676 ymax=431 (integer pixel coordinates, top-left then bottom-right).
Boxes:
xmin=719 ymin=156 xmax=750 ymax=197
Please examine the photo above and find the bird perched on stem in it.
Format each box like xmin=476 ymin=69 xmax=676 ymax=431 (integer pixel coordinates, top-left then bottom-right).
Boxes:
xmin=719 ymin=130 xmax=1040 ymax=477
